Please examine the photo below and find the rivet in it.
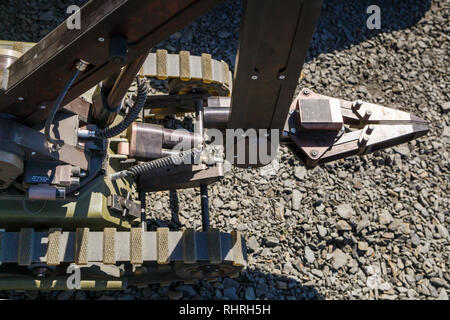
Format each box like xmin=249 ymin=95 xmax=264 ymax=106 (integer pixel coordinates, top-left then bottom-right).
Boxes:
xmin=310 ymin=150 xmax=318 ymax=157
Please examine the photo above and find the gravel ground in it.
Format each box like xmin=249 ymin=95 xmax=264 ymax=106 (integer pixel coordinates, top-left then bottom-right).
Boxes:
xmin=0 ymin=0 xmax=448 ymax=300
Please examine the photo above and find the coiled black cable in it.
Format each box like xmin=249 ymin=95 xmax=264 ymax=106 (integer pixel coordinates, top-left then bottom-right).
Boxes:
xmin=110 ymin=148 xmax=200 ymax=181
xmin=94 ymin=77 xmax=148 ymax=139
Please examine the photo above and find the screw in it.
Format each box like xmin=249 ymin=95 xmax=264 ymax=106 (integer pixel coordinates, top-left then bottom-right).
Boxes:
xmin=303 ymin=89 xmax=310 ymax=96
xmin=290 ymin=128 xmax=297 ymax=134
xmin=251 ymin=75 xmax=258 ymax=80
xmin=310 ymin=150 xmax=318 ymax=157
xmin=98 ymin=37 xmax=105 ymax=42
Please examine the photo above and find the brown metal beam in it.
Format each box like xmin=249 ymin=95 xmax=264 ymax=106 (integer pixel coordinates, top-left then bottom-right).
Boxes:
xmin=0 ymin=0 xmax=224 ymax=124
xmin=228 ymin=0 xmax=323 ymax=130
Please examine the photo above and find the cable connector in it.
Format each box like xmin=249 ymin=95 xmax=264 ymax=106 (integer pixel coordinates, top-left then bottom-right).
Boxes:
xmin=77 ymin=129 xmax=96 ymax=139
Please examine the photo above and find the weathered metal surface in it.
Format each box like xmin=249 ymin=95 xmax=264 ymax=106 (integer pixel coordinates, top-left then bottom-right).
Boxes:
xmin=285 ymin=88 xmax=429 ymax=167
xmin=0 ymin=118 xmax=90 ymax=170
xmin=228 ymin=0 xmax=323 ymax=130
xmin=0 ymin=174 xmax=135 ymax=231
xmin=0 ymin=0 xmax=224 ymax=124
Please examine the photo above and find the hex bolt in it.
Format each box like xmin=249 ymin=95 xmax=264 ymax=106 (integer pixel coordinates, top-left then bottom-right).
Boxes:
xmin=310 ymin=150 xmax=318 ymax=157
xmin=352 ymin=100 xmax=363 ymax=110
xmin=361 ymin=135 xmax=370 ymax=145
xmin=364 ymin=110 xmax=373 ymax=121
xmin=290 ymin=128 xmax=297 ymax=134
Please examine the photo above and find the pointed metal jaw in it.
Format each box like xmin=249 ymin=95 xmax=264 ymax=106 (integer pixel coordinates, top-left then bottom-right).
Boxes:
xmin=284 ymin=88 xmax=429 ymax=167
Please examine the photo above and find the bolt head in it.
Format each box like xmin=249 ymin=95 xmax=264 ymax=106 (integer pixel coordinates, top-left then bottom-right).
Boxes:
xmin=18 ymin=97 xmax=24 ymax=101
xmin=279 ymin=75 xmax=286 ymax=80
xmin=290 ymin=128 xmax=297 ymax=134
xmin=310 ymin=150 xmax=318 ymax=157
xmin=98 ymin=37 xmax=105 ymax=42
xmin=303 ymin=89 xmax=310 ymax=95
xmin=40 ymin=105 xmax=46 ymax=110
xmin=353 ymin=100 xmax=363 ymax=109
xmin=251 ymin=75 xmax=258 ymax=80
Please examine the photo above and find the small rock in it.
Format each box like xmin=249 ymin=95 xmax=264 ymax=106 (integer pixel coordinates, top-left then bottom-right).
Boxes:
xmin=294 ymin=166 xmax=307 ymax=180
xmin=430 ymin=277 xmax=447 ymax=288
xmin=213 ymin=198 xmax=224 ymax=208
xmin=336 ymin=220 xmax=352 ymax=231
xmin=265 ymin=236 xmax=280 ymax=248
xmin=223 ymin=277 xmax=240 ymax=289
xmin=441 ymin=101 xmax=450 ymax=113
xmin=317 ymin=224 xmax=327 ymax=237
xmin=358 ymin=241 xmax=369 ymax=251
xmin=437 ymin=289 xmax=449 ymax=300
xmin=393 ymin=145 xmax=410 ymax=157
xmin=379 ymin=282 xmax=393 ymax=291
xmin=223 ymin=287 xmax=238 ymax=300
xmin=247 ymin=236 xmax=260 ymax=252
xmin=292 ymin=189 xmax=302 ymax=210
xmin=245 ymin=287 xmax=256 ymax=300
xmin=304 ymin=246 xmax=315 ymax=264
xmin=378 ymin=210 xmax=393 ymax=225
xmin=276 ymin=281 xmax=288 ymax=290
xmin=332 ymin=249 xmax=349 ymax=269
xmin=229 ymin=201 xmax=238 ymax=210
xmin=336 ymin=204 xmax=354 ymax=220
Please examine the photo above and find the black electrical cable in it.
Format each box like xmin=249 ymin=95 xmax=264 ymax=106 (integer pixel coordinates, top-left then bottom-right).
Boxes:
xmin=94 ymin=77 xmax=148 ymax=139
xmin=110 ymin=148 xmax=200 ymax=181
xmin=45 ymin=68 xmax=82 ymax=147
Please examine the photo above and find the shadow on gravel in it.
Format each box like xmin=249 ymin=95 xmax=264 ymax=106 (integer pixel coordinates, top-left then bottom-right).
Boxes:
xmin=307 ymin=0 xmax=432 ymax=61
